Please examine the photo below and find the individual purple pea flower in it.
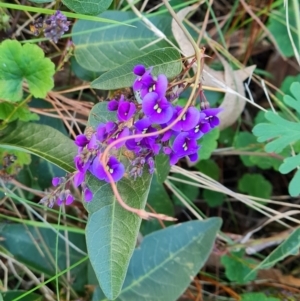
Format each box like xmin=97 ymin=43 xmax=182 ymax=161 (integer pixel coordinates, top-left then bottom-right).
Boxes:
xmin=52 ymin=177 xmax=61 ymax=186
xmin=133 ymin=64 xmax=146 ymax=76
xmin=169 ymin=106 xmax=200 ymax=132
xmin=74 ymin=134 xmax=89 ymax=147
xmin=96 ymin=122 xmax=117 ymax=142
xmin=84 ymin=187 xmax=93 ymax=202
xmin=125 ymin=138 xmax=142 ymax=154
xmin=133 ymin=66 xmax=154 ymax=101
xmin=142 ymin=92 xmax=173 ymax=124
xmin=90 ymin=156 xmax=125 ymax=182
xmin=117 ymin=101 xmax=136 ymax=121
xmin=65 ymin=193 xmax=74 ymax=205
xmin=134 ymin=118 xmax=159 ymax=139
xmin=73 ymin=170 xmax=85 ymax=187
xmin=202 ymin=108 xmax=223 ymax=128
xmin=188 ymin=112 xmax=210 ymax=139
xmin=149 ymin=74 xmax=168 ymax=98
xmin=107 ymin=99 xmax=119 ymax=111
xmin=170 ymin=132 xmax=199 ymax=165
xmin=108 ymin=127 xmax=130 ymax=149
xmin=74 ymin=155 xmax=90 ymax=173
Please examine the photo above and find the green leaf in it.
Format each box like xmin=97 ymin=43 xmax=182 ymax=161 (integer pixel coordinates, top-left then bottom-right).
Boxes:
xmin=252 ymin=111 xmax=300 ymax=153
xmin=0 ymin=121 xmax=76 ymax=172
xmin=93 ymin=218 xmax=222 ymax=301
xmin=2 ymin=291 xmax=42 ymax=301
xmin=28 ymin=0 xmax=53 ymax=3
xmin=267 ymin=5 xmax=299 ymax=57
xmin=198 ymin=128 xmax=219 ymax=160
xmin=0 ymin=102 xmax=39 ymax=122
xmin=234 ymin=131 xmax=280 ymax=170
xmin=0 ymin=224 xmax=87 ymax=292
xmin=73 ymin=11 xmax=173 ymax=72
xmin=234 ymin=132 xmax=261 ymax=167
xmin=283 ymin=82 xmax=300 ymax=113
xmin=84 ymin=102 xmax=152 ymax=300
xmin=221 ymin=250 xmax=258 ymax=284
xmin=279 ymin=153 xmax=300 ymax=174
xmin=253 ymin=227 xmax=300 ymax=271
xmin=0 ymin=40 xmax=55 ymax=102
xmin=287 ymin=168 xmax=300 ymax=197
xmin=92 ymin=48 xmax=182 ymax=90
xmin=196 ymin=159 xmax=219 ymax=180
xmin=155 ymin=153 xmax=170 ymax=183
xmin=203 ymin=190 xmax=225 ymax=207
xmin=241 ymin=293 xmax=280 ymax=301
xmin=275 ymin=74 xmax=300 ymax=102
xmin=238 ymin=174 xmax=272 ymax=199
xmin=140 ymin=174 xmax=174 ymax=235
xmin=63 ymin=0 xmax=112 ymax=15
xmin=70 ymin=57 xmax=102 ymax=82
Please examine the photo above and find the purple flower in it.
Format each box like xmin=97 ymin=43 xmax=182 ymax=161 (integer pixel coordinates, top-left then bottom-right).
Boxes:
xmin=170 ymin=132 xmax=199 ymax=165
xmin=108 ymin=127 xmax=130 ymax=148
xmin=125 ymin=138 xmax=142 ymax=153
xmin=149 ymin=74 xmax=168 ymax=98
xmin=188 ymin=112 xmax=210 ymax=139
xmin=52 ymin=177 xmax=61 ymax=186
xmin=117 ymin=101 xmax=136 ymax=121
xmin=133 ymin=65 xmax=146 ymax=76
xmin=65 ymin=193 xmax=74 ymax=205
xmin=44 ymin=10 xmax=70 ymax=43
xmin=202 ymin=108 xmax=223 ymax=128
xmin=74 ymin=134 xmax=89 ymax=147
xmin=133 ymin=67 xmax=154 ymax=100
xmin=90 ymin=156 xmax=125 ymax=182
xmin=142 ymin=92 xmax=173 ymax=124
xmin=170 ymin=106 xmax=200 ymax=132
xmin=73 ymin=171 xmax=85 ymax=187
xmin=108 ymin=100 xmax=119 ymax=111
xmin=84 ymin=187 xmax=93 ymax=202
xmin=96 ymin=122 xmax=117 ymax=142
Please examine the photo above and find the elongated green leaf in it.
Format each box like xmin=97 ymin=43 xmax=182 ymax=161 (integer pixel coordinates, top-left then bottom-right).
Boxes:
xmin=73 ymin=11 xmax=173 ymax=72
xmin=246 ymin=227 xmax=300 ymax=279
xmin=0 ymin=223 xmax=87 ymax=292
xmin=140 ymin=174 xmax=174 ymax=235
xmin=155 ymin=153 xmax=170 ymax=183
xmin=92 ymin=48 xmax=181 ymax=89
xmin=85 ymin=102 xmax=152 ymax=300
xmin=93 ymin=218 xmax=222 ymax=301
xmin=2 ymin=291 xmax=42 ymax=301
xmin=63 ymin=0 xmax=112 ymax=15
xmin=0 ymin=121 xmax=76 ymax=172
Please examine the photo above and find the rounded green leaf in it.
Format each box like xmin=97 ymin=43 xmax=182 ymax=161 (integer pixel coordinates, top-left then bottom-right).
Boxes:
xmin=91 ymin=48 xmax=182 ymax=90
xmin=93 ymin=218 xmax=222 ymax=301
xmin=0 ymin=40 xmax=55 ymax=102
xmin=63 ymin=0 xmax=112 ymax=15
xmin=238 ymin=174 xmax=272 ymax=200
xmin=72 ymin=11 xmax=173 ymax=72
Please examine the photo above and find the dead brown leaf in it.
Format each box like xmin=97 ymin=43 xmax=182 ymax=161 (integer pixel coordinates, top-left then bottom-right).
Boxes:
xmin=171 ymin=5 xmax=256 ymax=130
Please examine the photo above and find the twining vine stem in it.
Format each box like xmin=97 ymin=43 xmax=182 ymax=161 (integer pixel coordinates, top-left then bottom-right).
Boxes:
xmin=100 ymin=0 xmax=204 ymax=220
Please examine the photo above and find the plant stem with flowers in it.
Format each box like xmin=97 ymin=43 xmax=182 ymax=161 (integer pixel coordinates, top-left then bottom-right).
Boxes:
xmin=40 ymin=3 xmax=223 ymax=222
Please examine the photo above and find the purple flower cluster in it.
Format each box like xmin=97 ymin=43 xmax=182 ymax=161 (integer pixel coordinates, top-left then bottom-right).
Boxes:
xmin=44 ymin=10 xmax=70 ymax=43
xmin=42 ymin=64 xmax=221 ymax=207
